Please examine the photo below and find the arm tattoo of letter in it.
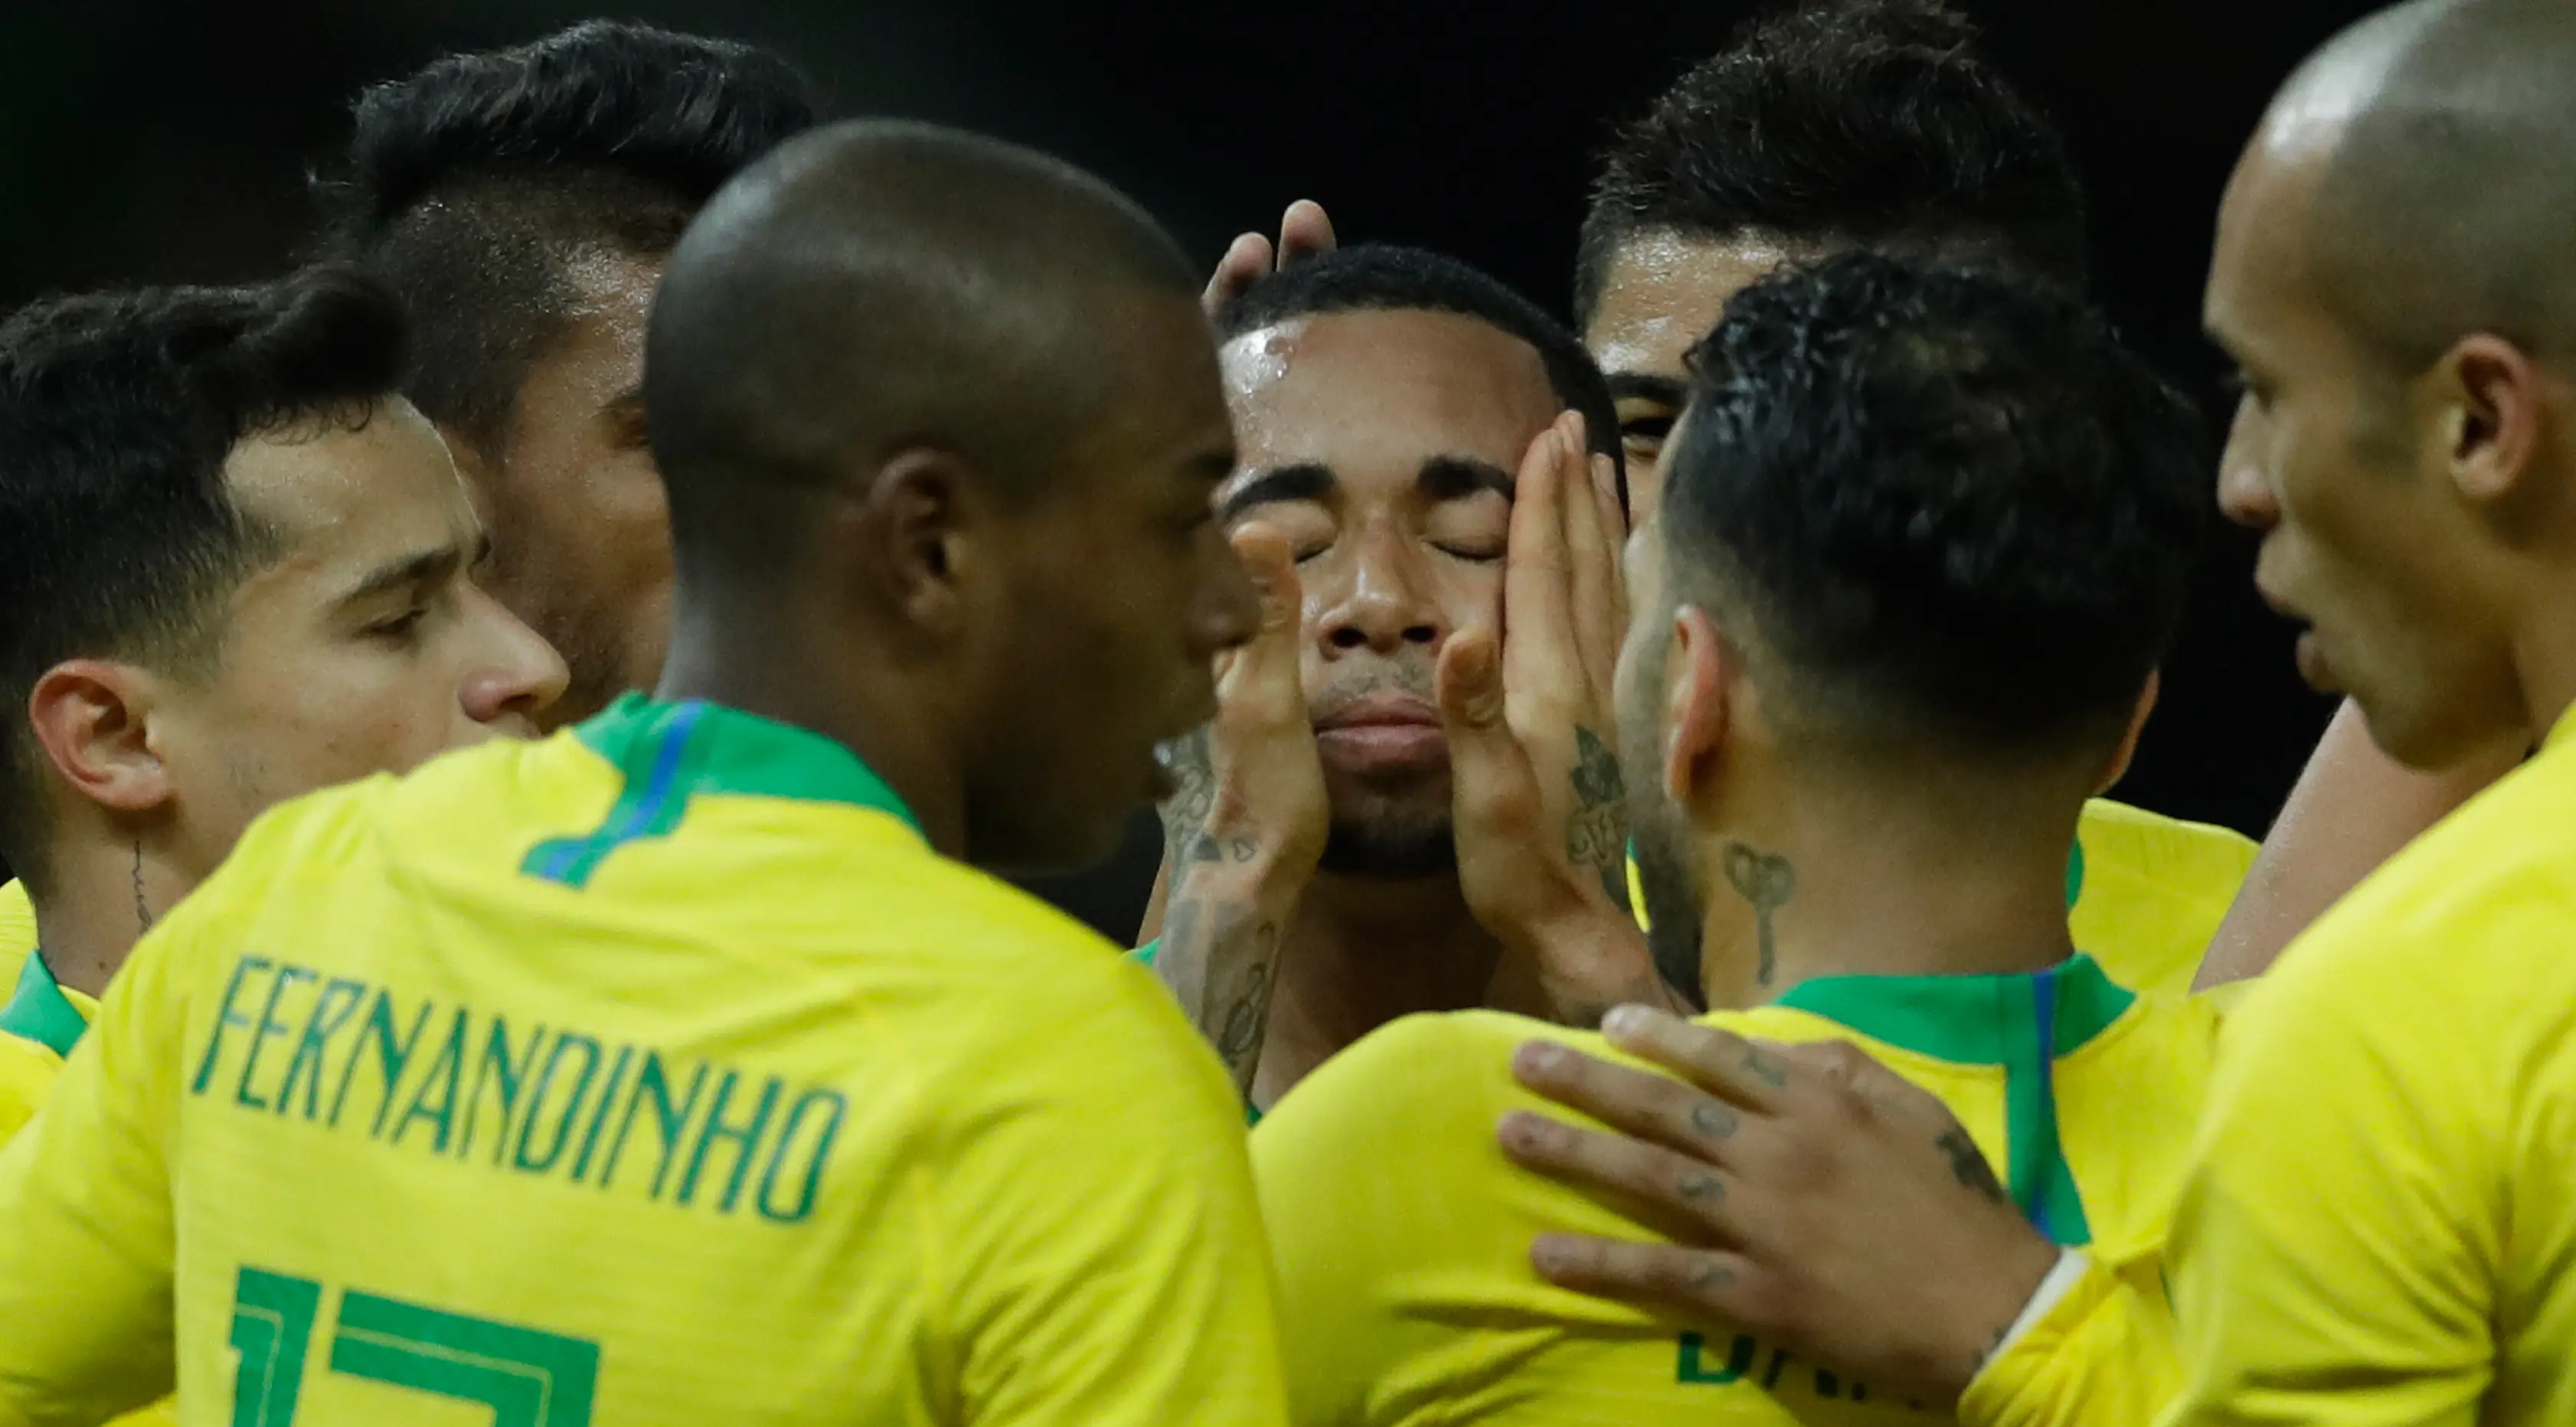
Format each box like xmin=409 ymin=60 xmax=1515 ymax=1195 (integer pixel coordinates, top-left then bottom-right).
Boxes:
xmin=1721 ymin=843 xmax=1796 ymax=986
xmin=1937 ymin=1128 xmax=2009 ymax=1205
xmin=1568 ymin=727 xmax=1631 ymax=909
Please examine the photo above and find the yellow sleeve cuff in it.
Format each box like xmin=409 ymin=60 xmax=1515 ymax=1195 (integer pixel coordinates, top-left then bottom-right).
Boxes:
xmin=1960 ymin=1252 xmax=2182 ymax=1427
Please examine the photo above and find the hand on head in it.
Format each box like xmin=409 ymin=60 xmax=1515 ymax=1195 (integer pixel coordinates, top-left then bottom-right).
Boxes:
xmin=1204 ymin=201 xmax=1339 ymax=315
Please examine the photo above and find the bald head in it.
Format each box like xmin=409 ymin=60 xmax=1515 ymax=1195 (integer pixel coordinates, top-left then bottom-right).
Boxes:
xmin=644 ymin=119 xmax=1202 ymax=583
xmin=2264 ymin=0 xmax=2576 ymax=370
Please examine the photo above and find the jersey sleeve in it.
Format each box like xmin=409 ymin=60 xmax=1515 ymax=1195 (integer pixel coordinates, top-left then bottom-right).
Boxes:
xmin=0 ymin=925 xmax=191 ymax=1426
xmin=1962 ymin=1253 xmax=2180 ymax=1427
xmin=2159 ymin=932 xmax=2501 ymax=1427
xmin=933 ymin=955 xmax=1288 ymax=1427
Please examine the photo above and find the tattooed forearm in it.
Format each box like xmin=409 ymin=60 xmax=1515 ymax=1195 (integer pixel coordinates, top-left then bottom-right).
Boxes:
xmin=1156 ymin=892 xmax=1284 ymax=1096
xmin=1721 ymin=842 xmax=1796 ymax=986
xmin=1156 ymin=726 xmax=1218 ymax=864
xmin=1567 ymin=727 xmax=1631 ymax=910
xmin=1937 ymin=1128 xmax=2009 ymax=1205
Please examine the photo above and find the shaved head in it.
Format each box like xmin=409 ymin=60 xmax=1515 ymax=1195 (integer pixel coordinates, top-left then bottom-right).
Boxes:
xmin=2275 ymin=0 xmax=2576 ymax=371
xmin=645 ymin=119 xmax=1203 ymax=586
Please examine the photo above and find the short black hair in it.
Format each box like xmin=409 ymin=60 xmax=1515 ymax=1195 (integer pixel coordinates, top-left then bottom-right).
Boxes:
xmin=1576 ymin=0 xmax=2087 ymax=324
xmin=1219 ymin=244 xmax=1626 ymax=509
xmin=1662 ymin=250 xmax=2202 ymax=762
xmin=0 ymin=266 xmax=407 ymax=892
xmin=648 ymin=119 xmax=1204 ymax=586
xmin=317 ymin=20 xmax=822 ymax=456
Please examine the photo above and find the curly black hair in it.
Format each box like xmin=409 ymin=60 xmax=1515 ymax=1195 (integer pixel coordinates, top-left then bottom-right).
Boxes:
xmin=1662 ymin=250 xmax=2204 ymax=759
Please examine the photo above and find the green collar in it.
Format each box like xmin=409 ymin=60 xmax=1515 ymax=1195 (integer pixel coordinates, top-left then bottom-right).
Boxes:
xmin=524 ymin=694 xmax=921 ymax=888
xmin=1774 ymin=953 xmax=2134 ymax=1065
xmin=0 ymin=951 xmax=87 ymax=1060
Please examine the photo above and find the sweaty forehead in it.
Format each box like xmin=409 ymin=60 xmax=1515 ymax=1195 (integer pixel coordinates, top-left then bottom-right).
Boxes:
xmin=1221 ymin=308 xmax=1559 ymax=487
xmin=1585 ymin=231 xmax=1807 ymax=383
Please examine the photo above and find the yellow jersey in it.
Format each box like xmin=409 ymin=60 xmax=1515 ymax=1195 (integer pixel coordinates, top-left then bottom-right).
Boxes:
xmin=2163 ymin=711 xmax=2576 ymax=1426
xmin=1627 ymin=802 xmax=2254 ymax=999
xmin=0 ymin=880 xmax=33 ymax=1004
xmin=0 ymin=694 xmax=1288 ymax=1427
xmin=0 ymin=954 xmax=175 ymax=1427
xmin=1253 ymin=954 xmax=2218 ymax=1426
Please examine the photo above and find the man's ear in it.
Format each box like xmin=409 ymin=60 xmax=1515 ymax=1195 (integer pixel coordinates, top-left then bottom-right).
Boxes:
xmin=2441 ymin=334 xmax=2542 ymax=506
xmin=26 ymin=660 xmax=175 ymax=818
xmin=1662 ymin=606 xmax=1737 ymax=811
xmin=2096 ymin=668 xmax=2161 ymax=795
xmin=855 ymin=448 xmax=982 ymax=643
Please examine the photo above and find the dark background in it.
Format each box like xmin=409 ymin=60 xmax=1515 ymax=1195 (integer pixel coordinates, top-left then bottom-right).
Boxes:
xmin=0 ymin=0 xmax=2375 ymax=934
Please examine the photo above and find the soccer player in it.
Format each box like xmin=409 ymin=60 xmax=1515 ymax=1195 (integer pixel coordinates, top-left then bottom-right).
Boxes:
xmin=1254 ymin=251 xmax=2214 ymax=1424
xmin=320 ymin=19 xmax=821 ymax=728
xmin=2162 ymin=0 xmax=2576 ymax=1417
xmin=1141 ymin=243 xmax=1640 ymax=1102
xmin=0 ymin=119 xmax=1282 ymax=1427
xmin=0 ymin=20 xmax=826 ymax=1016
xmin=0 ymin=267 xmax=567 ymax=1148
xmin=1569 ymin=0 xmax=2265 ymax=998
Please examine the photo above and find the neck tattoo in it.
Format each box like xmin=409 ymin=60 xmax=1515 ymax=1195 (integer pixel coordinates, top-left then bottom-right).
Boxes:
xmin=1721 ymin=842 xmax=1797 ymax=987
xmin=131 ymin=841 xmax=154 ymax=936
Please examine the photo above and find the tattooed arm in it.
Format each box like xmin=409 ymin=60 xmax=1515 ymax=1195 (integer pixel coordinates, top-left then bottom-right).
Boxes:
xmin=1146 ymin=529 xmax=1327 ymax=1096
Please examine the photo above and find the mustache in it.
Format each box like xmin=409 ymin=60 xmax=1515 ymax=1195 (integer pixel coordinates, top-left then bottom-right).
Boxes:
xmin=1306 ymin=661 xmax=1438 ymax=724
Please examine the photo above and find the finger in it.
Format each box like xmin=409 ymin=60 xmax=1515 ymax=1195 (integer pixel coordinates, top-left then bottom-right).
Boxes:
xmin=1558 ymin=415 xmax=1619 ymax=700
xmin=1502 ymin=416 xmax=1577 ymax=697
xmin=1498 ymin=1110 xmax=1742 ymax=1245
xmin=1528 ymin=1235 xmax=1761 ymax=1322
xmin=1437 ymin=624 xmax=1547 ymax=843
xmin=1598 ymin=1005 xmax=1795 ymax=1112
xmin=1203 ymin=231 xmax=1275 ymax=315
xmin=1590 ymin=452 xmax=1630 ymax=653
xmin=1277 ymin=200 xmax=1339 ymax=266
xmin=1771 ymin=1037 xmax=1947 ymax=1125
xmin=1218 ymin=522 xmax=1308 ymax=726
xmin=1510 ymin=1039 xmax=1758 ymax=1158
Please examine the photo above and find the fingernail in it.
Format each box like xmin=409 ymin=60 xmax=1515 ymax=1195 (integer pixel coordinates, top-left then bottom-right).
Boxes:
xmin=1604 ymin=1005 xmax=1652 ymax=1039
xmin=1515 ymin=1042 xmax=1567 ymax=1077
xmin=1532 ymin=1236 xmax=1574 ymax=1273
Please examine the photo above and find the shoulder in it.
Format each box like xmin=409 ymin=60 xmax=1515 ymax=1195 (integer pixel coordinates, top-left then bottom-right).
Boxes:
xmin=2077 ymin=798 xmax=2261 ymax=884
xmin=0 ymin=1031 xmax=64 ymax=1149
xmin=1255 ymin=1009 xmax=1594 ymax=1185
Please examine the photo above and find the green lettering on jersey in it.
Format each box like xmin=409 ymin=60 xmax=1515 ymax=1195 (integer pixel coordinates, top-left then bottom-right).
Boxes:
xmin=1676 ymin=1333 xmax=1757 ymax=1385
xmin=678 ymin=1069 xmax=782 ymax=1213
xmin=512 ymin=1032 xmax=603 ymax=1174
xmin=391 ymin=1008 xmax=469 ymax=1152
xmin=330 ymin=1290 xmax=599 ymax=1427
xmin=227 ymin=1266 xmax=321 ymax=1427
xmin=757 ymin=1087 xmax=848 ymax=1224
xmin=235 ymin=965 xmax=319 ymax=1112
xmin=460 ymin=1016 xmax=548 ymax=1165
xmin=190 ymin=955 xmax=274 ymax=1097
xmin=333 ymin=990 xmax=433 ymax=1134
xmin=568 ymin=1045 xmax=635 ymax=1186
xmin=597 ymin=1050 xmax=707 ymax=1200
xmin=277 ymin=978 xmax=369 ymax=1122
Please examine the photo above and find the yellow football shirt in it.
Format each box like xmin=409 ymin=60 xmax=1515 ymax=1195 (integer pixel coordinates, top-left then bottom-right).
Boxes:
xmin=1625 ymin=801 xmax=2254 ymax=998
xmin=0 ymin=880 xmax=34 ymax=1004
xmin=0 ymin=694 xmax=1288 ymax=1427
xmin=1253 ymin=955 xmax=2218 ymax=1426
xmin=2162 ymin=710 xmax=2576 ymax=1426
xmin=0 ymin=955 xmax=175 ymax=1427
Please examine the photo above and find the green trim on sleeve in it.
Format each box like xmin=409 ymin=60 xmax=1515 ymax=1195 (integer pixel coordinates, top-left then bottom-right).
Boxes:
xmin=1130 ymin=939 xmax=1160 ymax=968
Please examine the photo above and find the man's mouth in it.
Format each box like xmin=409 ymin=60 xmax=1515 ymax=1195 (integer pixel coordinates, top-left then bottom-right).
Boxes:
xmin=1313 ymin=692 xmax=1448 ymax=775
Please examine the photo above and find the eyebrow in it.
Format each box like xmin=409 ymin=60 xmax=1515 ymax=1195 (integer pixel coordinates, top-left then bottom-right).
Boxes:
xmin=338 ymin=537 xmax=476 ymax=609
xmin=1417 ymin=455 xmax=1515 ymax=504
xmin=1218 ymin=462 xmax=1335 ymax=524
xmin=1607 ymin=373 xmax=1691 ymax=407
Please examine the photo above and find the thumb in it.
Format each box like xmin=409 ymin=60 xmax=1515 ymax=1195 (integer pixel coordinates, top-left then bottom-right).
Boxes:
xmin=1218 ymin=522 xmax=1306 ymax=722
xmin=1437 ymin=625 xmax=1508 ymax=736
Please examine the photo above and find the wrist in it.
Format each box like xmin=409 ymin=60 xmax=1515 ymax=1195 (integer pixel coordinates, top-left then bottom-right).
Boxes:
xmin=1925 ymin=1231 xmax=2067 ymax=1404
xmin=1169 ymin=833 xmax=1318 ymax=916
